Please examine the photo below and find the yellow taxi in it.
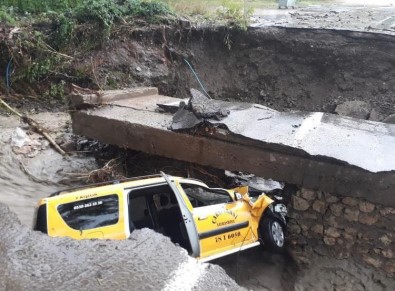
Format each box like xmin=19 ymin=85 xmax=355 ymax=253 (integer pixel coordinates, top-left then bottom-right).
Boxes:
xmin=34 ymin=172 xmax=287 ymax=262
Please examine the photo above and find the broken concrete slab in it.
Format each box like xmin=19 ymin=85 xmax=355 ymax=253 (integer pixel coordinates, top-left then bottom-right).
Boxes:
xmin=71 ymin=92 xmax=395 ymax=206
xmin=173 ymin=93 xmax=394 ymax=173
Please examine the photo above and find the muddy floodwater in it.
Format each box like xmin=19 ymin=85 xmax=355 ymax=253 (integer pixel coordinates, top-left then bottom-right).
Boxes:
xmin=0 ymin=113 xmax=97 ymax=226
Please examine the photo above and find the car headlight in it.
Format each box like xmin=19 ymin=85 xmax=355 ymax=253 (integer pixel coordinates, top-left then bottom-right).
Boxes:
xmin=274 ymin=203 xmax=287 ymax=216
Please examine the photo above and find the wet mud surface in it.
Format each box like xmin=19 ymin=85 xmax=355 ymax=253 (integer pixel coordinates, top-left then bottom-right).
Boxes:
xmin=0 ymin=114 xmax=96 ymax=226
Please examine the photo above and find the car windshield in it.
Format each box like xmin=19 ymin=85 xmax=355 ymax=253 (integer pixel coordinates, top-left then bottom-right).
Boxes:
xmin=181 ymin=183 xmax=232 ymax=207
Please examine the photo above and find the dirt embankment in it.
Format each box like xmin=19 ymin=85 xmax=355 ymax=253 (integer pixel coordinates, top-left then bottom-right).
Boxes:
xmin=70 ymin=24 xmax=395 ymax=121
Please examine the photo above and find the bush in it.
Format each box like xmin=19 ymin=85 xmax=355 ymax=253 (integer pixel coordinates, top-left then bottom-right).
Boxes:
xmin=216 ymin=0 xmax=254 ymax=30
xmin=0 ymin=7 xmax=16 ymax=24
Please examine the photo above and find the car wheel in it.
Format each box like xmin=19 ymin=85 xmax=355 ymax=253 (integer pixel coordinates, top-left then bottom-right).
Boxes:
xmin=260 ymin=218 xmax=285 ymax=253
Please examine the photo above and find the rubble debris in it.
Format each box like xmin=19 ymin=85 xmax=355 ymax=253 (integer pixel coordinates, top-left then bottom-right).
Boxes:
xmin=170 ymin=89 xmax=267 ymax=130
xmin=11 ymin=127 xmax=44 ymax=157
xmin=334 ymin=100 xmax=372 ymax=119
xmin=225 ymin=171 xmax=284 ymax=194
xmin=188 ymin=89 xmax=231 ymax=119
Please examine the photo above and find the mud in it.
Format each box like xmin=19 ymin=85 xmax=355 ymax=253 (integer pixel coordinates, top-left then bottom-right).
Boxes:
xmin=0 ymin=113 xmax=96 ymax=226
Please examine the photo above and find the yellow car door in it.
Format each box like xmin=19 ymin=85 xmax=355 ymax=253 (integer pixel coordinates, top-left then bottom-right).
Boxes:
xmin=178 ymin=182 xmax=259 ymax=261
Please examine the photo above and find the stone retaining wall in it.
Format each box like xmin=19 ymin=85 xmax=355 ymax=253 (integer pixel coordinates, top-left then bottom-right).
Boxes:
xmin=287 ymin=188 xmax=394 ymax=277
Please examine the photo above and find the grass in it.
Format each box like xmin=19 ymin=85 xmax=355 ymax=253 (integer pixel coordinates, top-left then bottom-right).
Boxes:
xmin=161 ymin=0 xmax=337 ymax=16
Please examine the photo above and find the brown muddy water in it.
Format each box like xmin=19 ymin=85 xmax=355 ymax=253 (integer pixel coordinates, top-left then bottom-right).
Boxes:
xmin=0 ymin=113 xmax=97 ymax=226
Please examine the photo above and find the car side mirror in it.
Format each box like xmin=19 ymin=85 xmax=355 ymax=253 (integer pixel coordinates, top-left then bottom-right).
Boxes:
xmin=235 ymin=192 xmax=243 ymax=200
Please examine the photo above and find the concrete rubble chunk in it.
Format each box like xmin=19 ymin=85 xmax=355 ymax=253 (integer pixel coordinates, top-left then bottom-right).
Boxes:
xmin=0 ymin=203 xmax=244 ymax=290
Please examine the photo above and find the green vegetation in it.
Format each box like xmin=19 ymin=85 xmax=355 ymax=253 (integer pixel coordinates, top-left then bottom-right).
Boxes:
xmin=0 ymin=0 xmax=335 ymax=102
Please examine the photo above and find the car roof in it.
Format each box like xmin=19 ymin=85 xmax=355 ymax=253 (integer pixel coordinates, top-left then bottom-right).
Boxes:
xmin=48 ymin=175 xmax=210 ymax=199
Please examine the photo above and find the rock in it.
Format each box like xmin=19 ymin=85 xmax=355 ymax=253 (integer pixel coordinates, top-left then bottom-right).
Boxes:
xmin=325 ymin=216 xmax=340 ymax=228
xmin=325 ymin=227 xmax=341 ymax=238
xmin=342 ymin=197 xmax=358 ymax=206
xmin=358 ymin=213 xmax=378 ymax=225
xmin=356 ymin=244 xmax=370 ymax=254
xmin=384 ymin=263 xmax=395 ymax=276
xmin=343 ymin=233 xmax=354 ymax=241
xmin=359 ymin=201 xmax=375 ymax=213
xmin=288 ymin=223 xmax=301 ymax=235
xmin=335 ymin=101 xmax=372 ymax=119
xmin=344 ymin=226 xmax=357 ymax=236
xmin=362 ymin=255 xmax=382 ymax=268
xmin=330 ymin=203 xmax=344 ymax=216
xmin=300 ymin=189 xmax=316 ymax=201
xmin=368 ymin=108 xmax=384 ymax=122
xmin=383 ymin=113 xmax=395 ymax=124
xmin=323 ymin=237 xmax=336 ymax=246
xmin=380 ymin=207 xmax=395 ymax=216
xmin=300 ymin=224 xmax=309 ymax=233
xmin=382 ymin=249 xmax=393 ymax=259
xmin=324 ymin=193 xmax=339 ymax=203
xmin=344 ymin=208 xmax=359 ymax=222
xmin=135 ymin=66 xmax=142 ymax=72
xmin=311 ymin=224 xmax=324 ymax=235
xmin=312 ymin=200 xmax=326 ymax=214
xmin=313 ymin=244 xmax=329 ymax=256
xmin=379 ymin=235 xmax=392 ymax=246
xmin=292 ymin=196 xmax=310 ymax=211
xmin=304 ymin=213 xmax=317 ymax=220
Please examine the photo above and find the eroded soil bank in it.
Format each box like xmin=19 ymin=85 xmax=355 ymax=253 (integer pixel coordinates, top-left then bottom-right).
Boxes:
xmin=72 ymin=24 xmax=395 ymax=121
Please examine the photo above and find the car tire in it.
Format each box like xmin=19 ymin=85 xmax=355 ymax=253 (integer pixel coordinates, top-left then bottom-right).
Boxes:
xmin=260 ymin=217 xmax=285 ymax=253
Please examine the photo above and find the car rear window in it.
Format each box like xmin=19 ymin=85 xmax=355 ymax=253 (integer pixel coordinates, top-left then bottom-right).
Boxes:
xmin=57 ymin=195 xmax=119 ymax=231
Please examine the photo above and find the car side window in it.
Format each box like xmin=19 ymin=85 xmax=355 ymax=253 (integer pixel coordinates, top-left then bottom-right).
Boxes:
xmin=57 ymin=195 xmax=119 ymax=231
xmin=181 ymin=184 xmax=232 ymax=207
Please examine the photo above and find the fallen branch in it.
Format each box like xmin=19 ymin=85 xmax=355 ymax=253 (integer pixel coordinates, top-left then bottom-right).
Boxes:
xmin=0 ymin=97 xmax=67 ymax=156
